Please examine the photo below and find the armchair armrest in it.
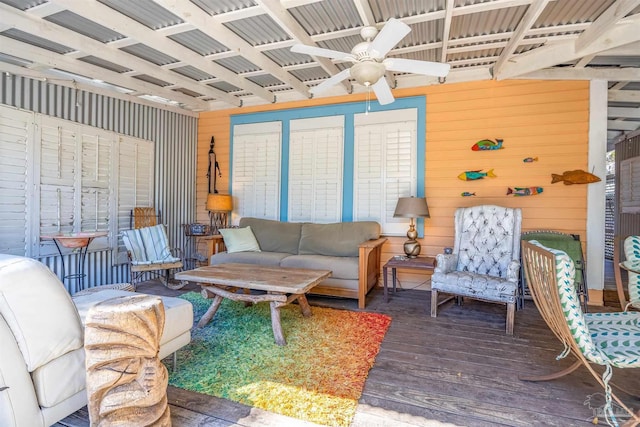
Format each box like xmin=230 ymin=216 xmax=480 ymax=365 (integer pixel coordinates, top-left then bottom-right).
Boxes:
xmin=357 ymin=237 xmax=387 ymax=309
xmin=435 ymin=253 xmax=457 ymax=274
xmin=506 ymin=259 xmax=520 ymax=283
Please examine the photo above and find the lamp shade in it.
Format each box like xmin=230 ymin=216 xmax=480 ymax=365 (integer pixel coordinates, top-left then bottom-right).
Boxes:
xmin=393 ymin=196 xmax=430 ymax=218
xmin=206 ymin=193 xmax=233 ymax=212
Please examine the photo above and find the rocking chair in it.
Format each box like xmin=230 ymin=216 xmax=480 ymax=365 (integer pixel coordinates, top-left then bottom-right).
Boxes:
xmin=521 ymin=240 xmax=640 ymax=426
xmin=122 ymin=224 xmax=187 ymax=290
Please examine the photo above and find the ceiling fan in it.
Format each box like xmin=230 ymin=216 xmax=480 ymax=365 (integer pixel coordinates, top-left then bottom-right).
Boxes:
xmin=291 ymin=18 xmax=451 ymax=105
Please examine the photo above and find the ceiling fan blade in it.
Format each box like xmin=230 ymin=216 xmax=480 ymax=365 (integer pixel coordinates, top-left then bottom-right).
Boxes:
xmin=372 ymin=78 xmax=395 ymax=105
xmin=367 ymin=18 xmax=411 ymax=58
xmin=291 ymin=44 xmax=355 ymax=61
xmin=384 ymin=58 xmax=451 ymax=78
xmin=310 ymin=68 xmax=351 ymax=95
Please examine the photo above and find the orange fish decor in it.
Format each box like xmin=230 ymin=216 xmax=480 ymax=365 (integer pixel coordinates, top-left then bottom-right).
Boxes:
xmin=551 ymin=169 xmax=601 ymax=185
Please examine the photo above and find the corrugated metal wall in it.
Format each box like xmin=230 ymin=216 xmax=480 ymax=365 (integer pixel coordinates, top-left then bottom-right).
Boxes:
xmin=615 ymin=134 xmax=640 ymax=263
xmin=1 ymin=74 xmax=198 ymax=292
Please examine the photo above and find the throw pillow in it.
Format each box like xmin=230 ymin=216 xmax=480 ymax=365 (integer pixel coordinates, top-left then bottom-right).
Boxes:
xmin=219 ymin=227 xmax=261 ymax=253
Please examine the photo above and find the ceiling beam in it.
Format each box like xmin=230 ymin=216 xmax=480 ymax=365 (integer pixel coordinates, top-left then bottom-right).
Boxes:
xmin=440 ymin=0 xmax=455 ymax=64
xmin=495 ymin=13 xmax=640 ymax=79
xmin=609 ymin=107 xmax=640 ymax=118
xmin=520 ymin=67 xmax=640 ymax=80
xmin=153 ymin=0 xmax=311 ymax=100
xmin=0 ymin=37 xmax=210 ymax=110
xmin=609 ymin=90 xmax=640 ymax=102
xmin=491 ymin=0 xmax=551 ymax=78
xmin=49 ymin=0 xmax=272 ymax=104
xmin=0 ymin=2 xmax=235 ymax=106
xmin=352 ymin=0 xmax=375 ymax=26
xmin=254 ymin=0 xmax=352 ymax=93
xmin=607 ymin=120 xmax=640 ymax=131
xmin=574 ymin=0 xmax=640 ymax=52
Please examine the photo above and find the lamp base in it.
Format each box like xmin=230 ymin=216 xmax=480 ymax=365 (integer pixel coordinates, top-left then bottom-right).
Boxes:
xmin=403 ymin=240 xmax=421 ymax=258
xmin=209 ymin=211 xmax=229 ymax=235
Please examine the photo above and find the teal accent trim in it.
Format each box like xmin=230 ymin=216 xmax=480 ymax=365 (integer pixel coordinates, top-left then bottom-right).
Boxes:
xmin=280 ymin=120 xmax=289 ymax=222
xmin=230 ymin=96 xmax=427 ymax=227
xmin=343 ymin=114 xmax=354 ymax=222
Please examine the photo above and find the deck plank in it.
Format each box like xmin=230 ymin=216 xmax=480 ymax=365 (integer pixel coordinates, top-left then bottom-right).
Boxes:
xmin=56 ymin=281 xmax=639 ymax=427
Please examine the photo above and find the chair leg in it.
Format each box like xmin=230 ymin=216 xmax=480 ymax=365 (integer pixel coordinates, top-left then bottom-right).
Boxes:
xmin=430 ymin=289 xmax=438 ymax=318
xmin=506 ymin=302 xmax=515 ymax=335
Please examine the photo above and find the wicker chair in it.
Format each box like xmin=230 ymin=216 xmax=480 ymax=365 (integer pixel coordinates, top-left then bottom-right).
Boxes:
xmin=521 ymin=240 xmax=640 ymax=427
xmin=122 ymin=224 xmax=187 ymax=290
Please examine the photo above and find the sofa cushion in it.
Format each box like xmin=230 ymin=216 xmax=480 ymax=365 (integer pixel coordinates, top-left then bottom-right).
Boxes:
xmin=239 ymin=217 xmax=302 ymax=254
xmin=219 ymin=227 xmax=261 ymax=253
xmin=72 ymin=289 xmax=193 ymax=347
xmin=0 ymin=255 xmax=83 ymax=372
xmin=31 ymin=348 xmax=85 ymax=408
xmin=280 ymin=255 xmax=358 ymax=280
xmin=299 ymin=221 xmax=380 ymax=257
xmin=210 ymin=251 xmax=291 ymax=266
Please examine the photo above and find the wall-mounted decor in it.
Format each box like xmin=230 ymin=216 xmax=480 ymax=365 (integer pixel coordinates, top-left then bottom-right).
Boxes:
xmin=507 ymin=187 xmax=544 ymax=196
xmin=457 ymin=169 xmax=497 ymax=181
xmin=551 ymin=169 xmax=601 ymax=185
xmin=471 ymin=138 xmax=504 ymax=151
xmin=461 ymin=192 xmax=476 ymax=197
xmin=523 ymin=157 xmax=538 ymax=163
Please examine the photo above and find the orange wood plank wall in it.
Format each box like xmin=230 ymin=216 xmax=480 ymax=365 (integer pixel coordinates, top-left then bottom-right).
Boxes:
xmin=197 ymin=79 xmax=589 ymax=289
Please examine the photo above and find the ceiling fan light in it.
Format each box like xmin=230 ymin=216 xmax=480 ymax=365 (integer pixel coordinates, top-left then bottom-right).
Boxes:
xmin=350 ymin=61 xmax=386 ymax=87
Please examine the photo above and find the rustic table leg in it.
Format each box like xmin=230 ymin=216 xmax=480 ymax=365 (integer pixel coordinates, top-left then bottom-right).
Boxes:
xmin=270 ymin=301 xmax=286 ymax=346
xmin=296 ymin=294 xmax=313 ymax=317
xmin=198 ymin=288 xmax=224 ymax=328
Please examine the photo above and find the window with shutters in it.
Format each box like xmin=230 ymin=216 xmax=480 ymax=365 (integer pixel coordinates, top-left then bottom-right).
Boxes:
xmin=620 ymin=157 xmax=640 ymax=214
xmin=0 ymin=106 xmax=34 ymax=256
xmin=232 ymin=122 xmax=281 ymax=221
xmin=0 ymin=104 xmax=154 ymax=258
xmin=289 ymin=116 xmax=344 ymax=223
xmin=354 ymin=109 xmax=418 ymax=235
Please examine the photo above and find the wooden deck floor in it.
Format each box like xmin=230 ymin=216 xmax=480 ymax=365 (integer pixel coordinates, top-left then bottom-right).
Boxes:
xmin=58 ymin=281 xmax=639 ymax=427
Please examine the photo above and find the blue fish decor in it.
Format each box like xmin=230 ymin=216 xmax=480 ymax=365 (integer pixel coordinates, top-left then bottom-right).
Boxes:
xmin=507 ymin=186 xmax=543 ymax=196
xmin=461 ymin=192 xmax=476 ymax=197
xmin=523 ymin=157 xmax=538 ymax=163
xmin=457 ymin=169 xmax=497 ymax=181
xmin=471 ymin=138 xmax=504 ymax=151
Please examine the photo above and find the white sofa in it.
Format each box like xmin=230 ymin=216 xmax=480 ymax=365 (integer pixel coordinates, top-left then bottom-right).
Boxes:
xmin=0 ymin=254 xmax=193 ymax=427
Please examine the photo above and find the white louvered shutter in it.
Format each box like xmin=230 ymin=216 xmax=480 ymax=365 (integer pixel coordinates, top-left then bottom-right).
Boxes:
xmin=232 ymin=122 xmax=281 ymax=221
xmin=620 ymin=157 xmax=640 ymax=214
xmin=354 ymin=109 xmax=417 ymax=235
xmin=289 ymin=116 xmax=343 ymax=223
xmin=0 ymin=106 xmax=34 ymax=255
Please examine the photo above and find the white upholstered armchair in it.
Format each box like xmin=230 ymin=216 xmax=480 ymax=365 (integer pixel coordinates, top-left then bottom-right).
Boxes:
xmin=430 ymin=205 xmax=522 ymax=335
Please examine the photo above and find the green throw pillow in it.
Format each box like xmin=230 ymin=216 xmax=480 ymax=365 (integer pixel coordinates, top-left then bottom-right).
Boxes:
xmin=219 ymin=227 xmax=261 ymax=253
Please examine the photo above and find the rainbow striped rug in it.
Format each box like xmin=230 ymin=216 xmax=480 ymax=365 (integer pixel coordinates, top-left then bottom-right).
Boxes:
xmin=169 ymin=292 xmax=391 ymax=427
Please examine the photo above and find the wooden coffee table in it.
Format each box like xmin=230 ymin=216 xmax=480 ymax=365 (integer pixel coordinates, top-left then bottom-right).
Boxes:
xmin=175 ymin=263 xmax=331 ymax=346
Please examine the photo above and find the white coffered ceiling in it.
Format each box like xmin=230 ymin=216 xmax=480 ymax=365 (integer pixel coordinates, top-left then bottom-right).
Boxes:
xmin=0 ymin=0 xmax=639 ymax=149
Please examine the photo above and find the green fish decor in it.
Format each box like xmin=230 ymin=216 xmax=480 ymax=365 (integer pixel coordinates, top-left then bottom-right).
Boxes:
xmin=457 ymin=169 xmax=497 ymax=181
xmin=507 ymin=186 xmax=543 ymax=196
xmin=461 ymin=192 xmax=476 ymax=197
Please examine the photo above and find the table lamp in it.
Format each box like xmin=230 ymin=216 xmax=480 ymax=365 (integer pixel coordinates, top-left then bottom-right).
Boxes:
xmin=206 ymin=193 xmax=233 ymax=235
xmin=393 ymin=196 xmax=430 ymax=258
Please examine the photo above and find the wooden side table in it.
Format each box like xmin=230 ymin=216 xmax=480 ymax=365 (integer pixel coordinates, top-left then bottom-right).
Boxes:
xmin=382 ymin=256 xmax=436 ymax=302
xmin=200 ymin=234 xmax=226 ymax=261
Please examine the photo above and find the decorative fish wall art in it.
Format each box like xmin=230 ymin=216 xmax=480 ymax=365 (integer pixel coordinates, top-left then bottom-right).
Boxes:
xmin=507 ymin=187 xmax=544 ymax=196
xmin=523 ymin=157 xmax=538 ymax=163
xmin=471 ymin=138 xmax=504 ymax=151
xmin=461 ymin=192 xmax=476 ymax=197
xmin=457 ymin=169 xmax=497 ymax=181
xmin=551 ymin=169 xmax=601 ymax=185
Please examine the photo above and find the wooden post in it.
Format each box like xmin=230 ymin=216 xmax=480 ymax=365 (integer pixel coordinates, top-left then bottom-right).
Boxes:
xmin=85 ymin=295 xmax=170 ymax=426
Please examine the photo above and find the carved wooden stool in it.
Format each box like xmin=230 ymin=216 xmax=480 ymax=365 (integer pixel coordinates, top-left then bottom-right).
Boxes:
xmin=84 ymin=294 xmax=170 ymax=426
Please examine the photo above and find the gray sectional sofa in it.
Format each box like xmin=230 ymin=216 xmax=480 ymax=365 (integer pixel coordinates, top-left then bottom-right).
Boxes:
xmin=210 ymin=217 xmax=387 ymax=308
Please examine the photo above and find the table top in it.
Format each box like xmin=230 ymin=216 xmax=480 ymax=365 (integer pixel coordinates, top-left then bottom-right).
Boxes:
xmin=41 ymin=231 xmax=108 ymax=248
xmin=175 ymin=263 xmax=332 ymax=294
xmin=384 ymin=255 xmax=436 ymax=270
